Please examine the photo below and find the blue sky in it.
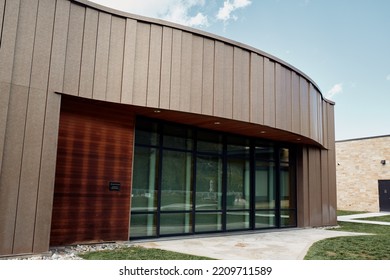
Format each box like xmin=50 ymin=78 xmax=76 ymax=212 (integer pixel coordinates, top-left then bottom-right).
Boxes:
xmin=89 ymin=0 xmax=389 ymax=140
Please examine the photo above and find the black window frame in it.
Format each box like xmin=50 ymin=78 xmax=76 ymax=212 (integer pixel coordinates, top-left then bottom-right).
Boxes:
xmin=130 ymin=117 xmax=297 ymax=240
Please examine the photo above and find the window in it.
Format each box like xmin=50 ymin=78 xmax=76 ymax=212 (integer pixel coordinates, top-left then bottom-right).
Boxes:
xmin=130 ymin=118 xmax=297 ymax=239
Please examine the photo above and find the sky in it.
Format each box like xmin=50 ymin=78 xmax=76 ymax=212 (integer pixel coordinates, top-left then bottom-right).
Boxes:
xmin=88 ymin=0 xmax=390 ymax=140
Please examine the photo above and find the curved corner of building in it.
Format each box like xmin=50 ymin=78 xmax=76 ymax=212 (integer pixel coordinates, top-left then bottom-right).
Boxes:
xmin=0 ymin=0 xmax=336 ymax=257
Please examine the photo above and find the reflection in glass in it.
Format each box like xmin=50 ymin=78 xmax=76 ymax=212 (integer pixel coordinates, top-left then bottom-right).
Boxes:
xmin=255 ymin=144 xmax=274 ymax=161
xmin=280 ymin=210 xmax=296 ymax=227
xmin=255 ymin=210 xmax=276 ymax=228
xmin=280 ymin=148 xmax=290 ymax=162
xmin=196 ymin=155 xmax=223 ymax=210
xmin=280 ymin=163 xmax=296 ymax=209
xmin=130 ymin=213 xmax=157 ymax=237
xmin=163 ymin=124 xmax=193 ymax=150
xmin=160 ymin=213 xmax=192 ymax=235
xmin=226 ymin=211 xmax=250 ymax=230
xmin=227 ymin=157 xmax=250 ymax=209
xmin=197 ymin=130 xmax=223 ymax=154
xmin=131 ymin=147 xmax=158 ymax=211
xmin=135 ymin=119 xmax=158 ymax=146
xmin=131 ymin=118 xmax=298 ymax=239
xmin=227 ymin=136 xmax=250 ymax=152
xmin=255 ymin=162 xmax=275 ymax=209
xmin=161 ymin=150 xmax=193 ymax=210
xmin=195 ymin=212 xmax=222 ymax=232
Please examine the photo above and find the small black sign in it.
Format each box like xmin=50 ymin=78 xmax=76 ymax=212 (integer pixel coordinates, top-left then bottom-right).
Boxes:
xmin=109 ymin=181 xmax=121 ymax=191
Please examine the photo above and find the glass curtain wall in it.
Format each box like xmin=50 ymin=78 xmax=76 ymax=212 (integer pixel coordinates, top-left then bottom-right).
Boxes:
xmin=130 ymin=120 xmax=159 ymax=238
xmin=195 ymin=130 xmax=223 ymax=232
xmin=279 ymin=148 xmax=297 ymax=227
xmin=254 ymin=143 xmax=276 ymax=228
xmin=130 ymin=118 xmax=297 ymax=239
xmin=226 ymin=136 xmax=251 ymax=230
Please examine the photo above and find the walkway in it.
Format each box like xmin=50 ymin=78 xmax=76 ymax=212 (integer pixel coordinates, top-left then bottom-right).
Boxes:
xmin=136 ymin=228 xmax=366 ymax=260
xmin=337 ymin=212 xmax=390 ymax=225
xmin=137 ymin=213 xmax=390 ymax=260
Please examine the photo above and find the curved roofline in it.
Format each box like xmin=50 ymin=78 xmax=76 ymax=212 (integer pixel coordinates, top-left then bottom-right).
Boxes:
xmin=73 ymin=0 xmax=334 ymax=105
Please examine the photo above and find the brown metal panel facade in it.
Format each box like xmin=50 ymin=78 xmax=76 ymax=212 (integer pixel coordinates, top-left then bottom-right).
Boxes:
xmin=0 ymin=0 xmax=336 ymax=256
xmin=275 ymin=64 xmax=288 ymax=131
xmin=222 ymin=44 xmax=234 ymax=118
xmin=79 ymin=8 xmax=98 ymax=99
xmin=121 ymin=19 xmax=137 ymax=105
xmin=159 ymin=26 xmax=173 ymax=109
xmin=201 ymin=38 xmax=214 ymax=115
xmin=169 ymin=29 xmax=182 ymax=110
xmin=190 ymin=35 xmax=203 ymax=114
xmin=93 ymin=11 xmax=111 ymax=101
xmin=233 ymin=47 xmax=250 ymax=122
xmin=0 ymin=85 xmax=29 ymax=254
xmin=264 ymin=58 xmax=276 ymax=127
xmin=213 ymin=40 xmax=225 ymax=117
xmin=249 ymin=53 xmax=264 ymax=124
xmin=63 ymin=3 xmax=84 ymax=95
xmin=107 ymin=16 xmax=125 ymax=103
xmin=180 ymin=32 xmax=192 ymax=112
xmin=0 ymin=0 xmax=4 ymax=45
xmin=0 ymin=0 xmax=21 ymax=178
xmin=291 ymin=72 xmax=301 ymax=133
xmin=147 ymin=24 xmax=163 ymax=108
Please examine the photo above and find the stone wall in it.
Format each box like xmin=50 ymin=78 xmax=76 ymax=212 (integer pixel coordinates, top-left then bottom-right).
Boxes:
xmin=336 ymin=135 xmax=390 ymax=212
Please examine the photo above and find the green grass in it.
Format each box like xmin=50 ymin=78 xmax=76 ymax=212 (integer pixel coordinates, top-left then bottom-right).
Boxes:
xmin=78 ymin=246 xmax=215 ymax=260
xmin=304 ymin=221 xmax=390 ymax=260
xmin=336 ymin=210 xmax=368 ymax=216
xmin=356 ymin=215 xmax=390 ymax=223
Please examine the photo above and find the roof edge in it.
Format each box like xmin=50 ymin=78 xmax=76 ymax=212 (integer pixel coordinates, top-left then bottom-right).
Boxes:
xmin=72 ymin=0 xmax=335 ymax=106
xmin=336 ymin=134 xmax=390 ymax=143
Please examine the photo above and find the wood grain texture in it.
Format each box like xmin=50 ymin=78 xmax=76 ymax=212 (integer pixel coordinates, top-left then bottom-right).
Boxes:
xmin=50 ymin=96 xmax=134 ymax=245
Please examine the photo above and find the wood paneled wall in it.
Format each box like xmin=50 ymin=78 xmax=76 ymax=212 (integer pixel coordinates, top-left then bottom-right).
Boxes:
xmin=0 ymin=0 xmax=336 ymax=256
xmin=50 ymin=96 xmax=134 ymax=246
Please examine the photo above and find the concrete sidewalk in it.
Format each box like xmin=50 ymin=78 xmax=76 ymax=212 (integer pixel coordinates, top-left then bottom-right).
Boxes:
xmin=136 ymin=228 xmax=366 ymax=260
xmin=337 ymin=212 xmax=390 ymax=225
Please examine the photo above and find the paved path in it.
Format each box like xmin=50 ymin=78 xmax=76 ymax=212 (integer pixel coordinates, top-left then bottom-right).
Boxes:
xmin=337 ymin=212 xmax=390 ymax=225
xmin=137 ymin=228 xmax=366 ymax=260
xmin=138 ymin=213 xmax=390 ymax=260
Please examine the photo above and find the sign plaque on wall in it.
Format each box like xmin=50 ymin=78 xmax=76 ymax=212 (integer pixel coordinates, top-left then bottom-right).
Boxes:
xmin=109 ymin=181 xmax=121 ymax=191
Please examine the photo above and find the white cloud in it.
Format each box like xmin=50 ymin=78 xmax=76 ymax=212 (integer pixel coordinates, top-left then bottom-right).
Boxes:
xmin=216 ymin=0 xmax=252 ymax=23
xmin=326 ymin=83 xmax=343 ymax=99
xmin=386 ymin=74 xmax=390 ymax=81
xmin=163 ymin=2 xmax=209 ymax=27
xmin=88 ymin=0 xmax=208 ymax=27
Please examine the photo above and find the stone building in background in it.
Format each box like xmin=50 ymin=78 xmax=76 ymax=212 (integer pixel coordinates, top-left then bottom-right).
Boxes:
xmin=336 ymin=135 xmax=390 ymax=212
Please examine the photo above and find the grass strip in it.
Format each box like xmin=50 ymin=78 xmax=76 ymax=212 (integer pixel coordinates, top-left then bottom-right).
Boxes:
xmin=305 ymin=221 xmax=390 ymax=260
xmin=355 ymin=215 xmax=390 ymax=223
xmin=336 ymin=210 xmax=368 ymax=216
xmin=79 ymin=246 xmax=215 ymax=260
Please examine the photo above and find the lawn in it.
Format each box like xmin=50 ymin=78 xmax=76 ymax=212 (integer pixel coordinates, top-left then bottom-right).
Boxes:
xmin=356 ymin=215 xmax=390 ymax=223
xmin=304 ymin=221 xmax=390 ymax=260
xmin=79 ymin=246 xmax=215 ymax=260
xmin=336 ymin=210 xmax=368 ymax=216
xmin=80 ymin=211 xmax=390 ymax=260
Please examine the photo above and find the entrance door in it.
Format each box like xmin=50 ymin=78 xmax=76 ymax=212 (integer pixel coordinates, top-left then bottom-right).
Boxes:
xmin=378 ymin=180 xmax=390 ymax=212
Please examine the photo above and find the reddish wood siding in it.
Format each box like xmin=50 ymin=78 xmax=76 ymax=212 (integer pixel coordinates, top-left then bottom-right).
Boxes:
xmin=50 ymin=96 xmax=134 ymax=245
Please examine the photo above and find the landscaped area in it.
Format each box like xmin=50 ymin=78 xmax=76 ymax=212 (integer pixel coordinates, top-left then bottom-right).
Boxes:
xmin=304 ymin=211 xmax=390 ymax=260
xmin=79 ymin=246 xmax=214 ymax=260
xmin=78 ymin=210 xmax=390 ymax=260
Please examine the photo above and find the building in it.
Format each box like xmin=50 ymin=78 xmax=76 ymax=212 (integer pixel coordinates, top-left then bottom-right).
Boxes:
xmin=336 ymin=135 xmax=390 ymax=212
xmin=0 ymin=0 xmax=337 ymax=257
